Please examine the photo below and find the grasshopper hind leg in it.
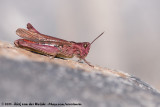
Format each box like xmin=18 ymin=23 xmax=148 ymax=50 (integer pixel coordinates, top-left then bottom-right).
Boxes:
xmin=27 ymin=23 xmax=40 ymax=34
xmin=15 ymin=39 xmax=60 ymax=57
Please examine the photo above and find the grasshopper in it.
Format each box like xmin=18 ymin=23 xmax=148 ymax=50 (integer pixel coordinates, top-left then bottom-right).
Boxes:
xmin=14 ymin=23 xmax=104 ymax=67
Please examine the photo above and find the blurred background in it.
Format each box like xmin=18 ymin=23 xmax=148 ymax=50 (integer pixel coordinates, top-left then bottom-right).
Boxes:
xmin=0 ymin=0 xmax=160 ymax=90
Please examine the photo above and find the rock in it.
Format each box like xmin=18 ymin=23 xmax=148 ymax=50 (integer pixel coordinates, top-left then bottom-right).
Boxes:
xmin=0 ymin=41 xmax=160 ymax=107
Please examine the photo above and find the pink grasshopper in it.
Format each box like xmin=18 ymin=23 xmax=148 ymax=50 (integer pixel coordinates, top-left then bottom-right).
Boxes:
xmin=14 ymin=23 xmax=104 ymax=67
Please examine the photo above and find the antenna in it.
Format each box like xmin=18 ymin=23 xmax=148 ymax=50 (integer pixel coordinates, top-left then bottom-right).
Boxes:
xmin=90 ymin=32 xmax=104 ymax=45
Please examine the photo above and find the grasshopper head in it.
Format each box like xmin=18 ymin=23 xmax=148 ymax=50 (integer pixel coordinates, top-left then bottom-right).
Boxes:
xmin=80 ymin=42 xmax=91 ymax=58
xmin=76 ymin=32 xmax=104 ymax=59
xmin=73 ymin=42 xmax=91 ymax=59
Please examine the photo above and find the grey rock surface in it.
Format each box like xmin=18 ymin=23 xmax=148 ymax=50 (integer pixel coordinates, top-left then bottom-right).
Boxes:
xmin=0 ymin=56 xmax=160 ymax=107
xmin=0 ymin=41 xmax=160 ymax=107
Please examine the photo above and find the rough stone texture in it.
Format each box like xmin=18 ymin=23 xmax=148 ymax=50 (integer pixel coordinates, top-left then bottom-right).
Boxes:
xmin=0 ymin=41 xmax=160 ymax=107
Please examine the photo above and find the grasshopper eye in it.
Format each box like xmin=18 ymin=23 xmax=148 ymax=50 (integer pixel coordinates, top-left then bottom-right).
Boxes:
xmin=83 ymin=44 xmax=88 ymax=48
